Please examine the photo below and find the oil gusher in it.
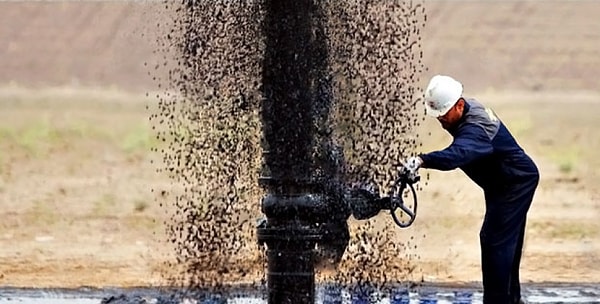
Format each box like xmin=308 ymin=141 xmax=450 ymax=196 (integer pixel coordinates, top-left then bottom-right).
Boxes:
xmin=256 ymin=1 xmax=419 ymax=303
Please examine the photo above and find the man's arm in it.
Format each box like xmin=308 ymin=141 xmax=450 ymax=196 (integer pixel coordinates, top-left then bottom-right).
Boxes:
xmin=419 ymin=124 xmax=493 ymax=171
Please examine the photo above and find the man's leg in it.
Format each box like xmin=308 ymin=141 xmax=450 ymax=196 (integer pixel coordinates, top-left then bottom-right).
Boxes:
xmin=509 ymin=177 xmax=538 ymax=303
xmin=509 ymin=220 xmax=527 ymax=304
xmin=480 ymin=184 xmax=535 ymax=304
xmin=480 ymin=220 xmax=519 ymax=304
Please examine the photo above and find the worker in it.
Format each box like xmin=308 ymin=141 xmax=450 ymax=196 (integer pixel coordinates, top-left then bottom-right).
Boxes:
xmin=402 ymin=75 xmax=540 ymax=304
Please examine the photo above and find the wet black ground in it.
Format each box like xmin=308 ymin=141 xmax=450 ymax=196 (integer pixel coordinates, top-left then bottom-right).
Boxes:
xmin=1 ymin=283 xmax=599 ymax=304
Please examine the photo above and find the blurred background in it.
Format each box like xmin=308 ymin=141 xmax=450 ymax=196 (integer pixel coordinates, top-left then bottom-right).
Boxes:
xmin=0 ymin=0 xmax=598 ymax=288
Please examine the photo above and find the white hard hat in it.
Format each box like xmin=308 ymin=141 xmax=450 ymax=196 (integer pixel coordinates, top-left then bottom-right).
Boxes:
xmin=424 ymin=75 xmax=463 ymax=117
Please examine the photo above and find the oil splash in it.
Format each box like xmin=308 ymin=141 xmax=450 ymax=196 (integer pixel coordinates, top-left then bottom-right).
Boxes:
xmin=150 ymin=0 xmax=266 ymax=296
xmin=149 ymin=0 xmax=427 ymax=299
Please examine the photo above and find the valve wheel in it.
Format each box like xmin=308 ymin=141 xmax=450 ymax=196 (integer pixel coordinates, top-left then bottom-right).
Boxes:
xmin=389 ymin=178 xmax=418 ymax=228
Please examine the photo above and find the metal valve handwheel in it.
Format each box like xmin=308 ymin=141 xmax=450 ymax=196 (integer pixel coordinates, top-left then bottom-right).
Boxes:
xmin=388 ymin=169 xmax=419 ymax=228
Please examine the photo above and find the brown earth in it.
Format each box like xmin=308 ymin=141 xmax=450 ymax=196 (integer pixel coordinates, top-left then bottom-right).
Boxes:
xmin=1 ymin=1 xmax=599 ymax=288
xmin=2 ymin=1 xmax=600 ymax=93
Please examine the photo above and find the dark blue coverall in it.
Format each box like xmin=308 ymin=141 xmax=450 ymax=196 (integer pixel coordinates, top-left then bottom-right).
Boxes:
xmin=419 ymin=99 xmax=539 ymax=304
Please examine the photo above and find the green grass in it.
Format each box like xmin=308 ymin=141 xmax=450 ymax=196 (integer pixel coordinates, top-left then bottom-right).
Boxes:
xmin=119 ymin=124 xmax=159 ymax=154
xmin=124 ymin=215 xmax=157 ymax=230
xmin=25 ymin=199 xmax=59 ymax=226
xmin=0 ymin=86 xmax=160 ymax=159
xmin=0 ymin=119 xmax=158 ymax=158
xmin=0 ymin=120 xmax=56 ymax=157
xmin=92 ymin=193 xmax=117 ymax=216
xmin=530 ymin=220 xmax=598 ymax=239
xmin=546 ymin=146 xmax=580 ymax=174
xmin=503 ymin=115 xmax=533 ymax=137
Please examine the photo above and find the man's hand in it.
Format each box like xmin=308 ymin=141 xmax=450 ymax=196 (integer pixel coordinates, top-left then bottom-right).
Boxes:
xmin=403 ymin=156 xmax=423 ymax=174
xmin=399 ymin=156 xmax=422 ymax=184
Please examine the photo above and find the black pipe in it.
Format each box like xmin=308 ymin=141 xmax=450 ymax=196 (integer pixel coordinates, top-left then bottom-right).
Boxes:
xmin=260 ymin=0 xmax=320 ymax=183
xmin=257 ymin=1 xmax=349 ymax=303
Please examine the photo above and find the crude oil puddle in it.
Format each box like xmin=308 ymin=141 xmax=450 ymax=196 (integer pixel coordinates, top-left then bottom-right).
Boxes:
xmin=1 ymin=284 xmax=599 ymax=304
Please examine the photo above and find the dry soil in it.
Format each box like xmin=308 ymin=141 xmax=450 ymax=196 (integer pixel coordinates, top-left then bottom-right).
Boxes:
xmin=0 ymin=1 xmax=599 ymax=288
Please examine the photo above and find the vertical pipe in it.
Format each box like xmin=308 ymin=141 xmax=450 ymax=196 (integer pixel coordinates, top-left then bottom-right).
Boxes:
xmin=261 ymin=0 xmax=315 ymax=186
xmin=258 ymin=0 xmax=352 ymax=302
xmin=266 ymin=241 xmax=315 ymax=303
xmin=259 ymin=1 xmax=325 ymax=303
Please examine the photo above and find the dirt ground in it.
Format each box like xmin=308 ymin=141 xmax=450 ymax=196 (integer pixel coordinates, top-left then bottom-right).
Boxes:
xmin=0 ymin=88 xmax=598 ymax=288
xmin=0 ymin=0 xmax=599 ymax=289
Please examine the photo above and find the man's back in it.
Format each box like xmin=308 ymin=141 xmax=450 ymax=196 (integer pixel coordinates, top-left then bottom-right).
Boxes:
xmin=420 ymin=99 xmax=539 ymax=193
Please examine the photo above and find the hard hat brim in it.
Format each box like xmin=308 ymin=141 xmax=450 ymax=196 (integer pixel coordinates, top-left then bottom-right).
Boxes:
xmin=425 ymin=101 xmax=455 ymax=117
